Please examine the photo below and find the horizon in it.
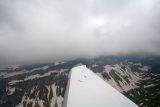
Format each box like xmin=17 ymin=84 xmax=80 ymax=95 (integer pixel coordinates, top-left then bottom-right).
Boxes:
xmin=0 ymin=55 xmax=160 ymax=67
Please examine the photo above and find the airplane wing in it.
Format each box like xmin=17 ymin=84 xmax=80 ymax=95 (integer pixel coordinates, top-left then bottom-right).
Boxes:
xmin=63 ymin=65 xmax=138 ymax=107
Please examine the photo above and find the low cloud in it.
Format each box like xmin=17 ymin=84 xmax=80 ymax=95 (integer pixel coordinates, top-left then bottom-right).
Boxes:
xmin=0 ymin=0 xmax=160 ymax=64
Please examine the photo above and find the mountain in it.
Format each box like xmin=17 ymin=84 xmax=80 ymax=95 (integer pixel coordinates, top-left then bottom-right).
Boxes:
xmin=0 ymin=56 xmax=160 ymax=107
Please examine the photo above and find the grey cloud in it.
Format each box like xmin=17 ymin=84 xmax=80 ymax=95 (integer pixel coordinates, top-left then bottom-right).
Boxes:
xmin=0 ymin=0 xmax=160 ymax=65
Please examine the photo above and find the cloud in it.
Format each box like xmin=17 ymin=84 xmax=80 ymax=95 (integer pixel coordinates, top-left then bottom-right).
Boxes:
xmin=0 ymin=0 xmax=160 ymax=64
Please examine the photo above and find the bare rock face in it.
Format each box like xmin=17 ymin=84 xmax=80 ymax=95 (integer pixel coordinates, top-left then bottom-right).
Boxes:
xmin=0 ymin=56 xmax=160 ymax=107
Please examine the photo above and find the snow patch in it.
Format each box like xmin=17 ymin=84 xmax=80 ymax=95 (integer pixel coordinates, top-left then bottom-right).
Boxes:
xmin=102 ymin=64 xmax=140 ymax=92
xmin=7 ymin=87 xmax=15 ymax=95
xmin=138 ymin=66 xmax=150 ymax=71
xmin=144 ymin=84 xmax=156 ymax=88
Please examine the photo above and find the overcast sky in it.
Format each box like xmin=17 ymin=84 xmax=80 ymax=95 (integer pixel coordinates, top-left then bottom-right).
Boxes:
xmin=0 ymin=0 xmax=160 ymax=65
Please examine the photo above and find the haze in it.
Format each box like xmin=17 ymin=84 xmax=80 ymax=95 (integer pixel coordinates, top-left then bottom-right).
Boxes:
xmin=0 ymin=0 xmax=160 ymax=65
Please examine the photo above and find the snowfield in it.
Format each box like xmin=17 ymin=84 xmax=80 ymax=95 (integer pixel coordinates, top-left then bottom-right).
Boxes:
xmin=63 ymin=65 xmax=138 ymax=107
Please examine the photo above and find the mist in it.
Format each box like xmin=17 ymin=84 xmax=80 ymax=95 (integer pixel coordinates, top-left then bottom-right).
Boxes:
xmin=0 ymin=0 xmax=160 ymax=65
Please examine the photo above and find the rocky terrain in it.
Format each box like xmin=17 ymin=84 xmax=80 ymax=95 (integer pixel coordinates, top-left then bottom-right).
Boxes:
xmin=0 ymin=56 xmax=160 ymax=107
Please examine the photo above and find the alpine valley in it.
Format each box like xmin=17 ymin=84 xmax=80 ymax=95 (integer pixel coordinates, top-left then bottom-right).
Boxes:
xmin=0 ymin=56 xmax=160 ymax=107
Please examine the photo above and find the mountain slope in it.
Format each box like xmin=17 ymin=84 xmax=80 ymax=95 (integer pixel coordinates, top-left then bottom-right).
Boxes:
xmin=0 ymin=56 xmax=160 ymax=107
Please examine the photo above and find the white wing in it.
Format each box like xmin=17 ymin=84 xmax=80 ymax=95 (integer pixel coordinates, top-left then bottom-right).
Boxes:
xmin=63 ymin=65 xmax=138 ymax=107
